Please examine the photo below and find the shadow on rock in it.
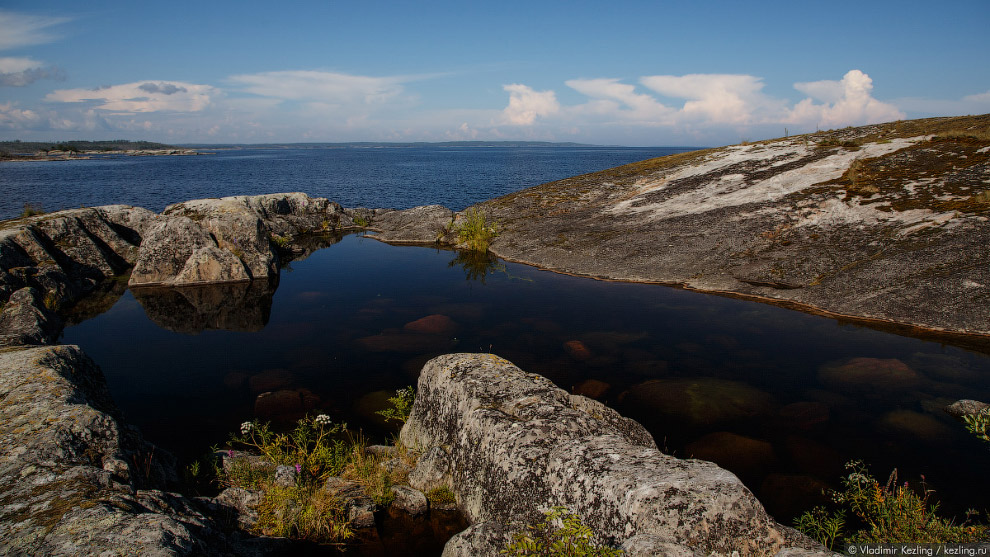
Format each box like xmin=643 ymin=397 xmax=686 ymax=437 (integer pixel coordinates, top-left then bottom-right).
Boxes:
xmin=132 ymin=278 xmax=277 ymax=334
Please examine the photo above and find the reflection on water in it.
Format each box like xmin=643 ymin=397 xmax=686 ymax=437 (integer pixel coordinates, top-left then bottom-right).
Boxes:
xmin=62 ymin=233 xmax=990 ymax=522
xmin=133 ymin=280 xmax=277 ymax=334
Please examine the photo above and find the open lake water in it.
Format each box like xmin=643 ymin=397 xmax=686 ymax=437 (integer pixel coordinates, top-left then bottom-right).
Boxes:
xmin=5 ymin=145 xmax=988 ymax=523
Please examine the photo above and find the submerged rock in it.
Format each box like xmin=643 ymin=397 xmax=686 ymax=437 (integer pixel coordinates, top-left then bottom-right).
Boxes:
xmin=619 ymin=377 xmax=775 ymax=426
xmin=404 ymin=313 xmax=458 ymax=335
xmin=685 ymin=431 xmax=777 ymax=483
xmin=818 ymin=357 xmax=923 ymax=394
xmin=400 ymin=353 xmax=824 ymax=556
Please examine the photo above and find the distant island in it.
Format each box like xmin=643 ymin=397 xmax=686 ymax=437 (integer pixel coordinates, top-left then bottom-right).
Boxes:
xmin=0 ymin=139 xmax=198 ymax=161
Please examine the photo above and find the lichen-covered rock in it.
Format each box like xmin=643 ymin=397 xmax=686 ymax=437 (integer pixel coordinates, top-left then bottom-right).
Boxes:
xmin=400 ymin=353 xmax=823 ymax=556
xmin=129 ymin=215 xmax=252 ymax=286
xmin=0 ymin=287 xmax=61 ymax=346
xmin=129 ymin=193 xmax=352 ymax=287
xmin=0 ymin=345 xmax=219 ymax=555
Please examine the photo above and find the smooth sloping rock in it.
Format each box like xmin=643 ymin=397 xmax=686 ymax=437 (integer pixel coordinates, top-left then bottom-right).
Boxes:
xmin=400 ymin=353 xmax=822 ymax=556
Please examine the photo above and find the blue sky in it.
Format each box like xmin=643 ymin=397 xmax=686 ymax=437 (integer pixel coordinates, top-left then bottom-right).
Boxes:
xmin=1 ymin=1 xmax=988 ymax=146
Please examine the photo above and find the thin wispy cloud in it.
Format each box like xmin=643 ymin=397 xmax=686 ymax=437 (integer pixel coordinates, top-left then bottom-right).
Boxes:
xmin=0 ymin=10 xmax=71 ymax=50
xmin=228 ymin=70 xmax=410 ymax=104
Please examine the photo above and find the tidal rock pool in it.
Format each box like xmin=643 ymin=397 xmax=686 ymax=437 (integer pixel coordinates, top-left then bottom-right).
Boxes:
xmin=62 ymin=232 xmax=990 ymax=522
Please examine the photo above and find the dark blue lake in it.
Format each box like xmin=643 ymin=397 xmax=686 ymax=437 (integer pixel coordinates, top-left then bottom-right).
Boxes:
xmin=6 ymin=145 xmax=988 ymax=523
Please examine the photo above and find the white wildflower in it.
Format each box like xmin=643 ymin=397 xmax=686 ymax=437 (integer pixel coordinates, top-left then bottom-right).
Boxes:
xmin=240 ymin=421 xmax=253 ymax=435
xmin=314 ymin=414 xmax=332 ymax=426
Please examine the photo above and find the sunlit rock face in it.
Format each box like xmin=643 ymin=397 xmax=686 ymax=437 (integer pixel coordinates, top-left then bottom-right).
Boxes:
xmin=400 ymin=353 xmax=825 ymax=556
xmin=128 ymin=193 xmax=350 ymax=287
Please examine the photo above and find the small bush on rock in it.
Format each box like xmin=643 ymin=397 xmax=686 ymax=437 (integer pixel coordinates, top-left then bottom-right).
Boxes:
xmin=963 ymin=408 xmax=990 ymax=445
xmin=502 ymin=506 xmax=623 ymax=556
xmin=376 ymin=386 xmax=415 ymax=424
xmin=452 ymin=207 xmax=499 ymax=252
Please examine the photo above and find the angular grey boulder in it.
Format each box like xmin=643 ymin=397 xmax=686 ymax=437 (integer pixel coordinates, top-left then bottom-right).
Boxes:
xmin=129 ymin=193 xmax=351 ymax=287
xmin=400 ymin=353 xmax=825 ymax=556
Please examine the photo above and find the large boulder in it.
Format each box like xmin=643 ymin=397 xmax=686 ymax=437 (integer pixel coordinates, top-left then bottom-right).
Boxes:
xmin=129 ymin=193 xmax=350 ymax=287
xmin=400 ymin=353 xmax=824 ymax=556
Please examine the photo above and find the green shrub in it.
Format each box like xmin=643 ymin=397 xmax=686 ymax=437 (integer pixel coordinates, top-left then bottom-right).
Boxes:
xmin=376 ymin=386 xmax=415 ymax=425
xmin=21 ymin=203 xmax=45 ymax=217
xmin=426 ymin=485 xmax=456 ymax=506
xmin=794 ymin=461 xmax=987 ymax=547
xmin=352 ymin=215 xmax=369 ymax=227
xmin=269 ymin=233 xmax=291 ymax=249
xmin=452 ymin=207 xmax=499 ymax=252
xmin=963 ymin=408 xmax=990 ymax=444
xmin=502 ymin=506 xmax=623 ymax=556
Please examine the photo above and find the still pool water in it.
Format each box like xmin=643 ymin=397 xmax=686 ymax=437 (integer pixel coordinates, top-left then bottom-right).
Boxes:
xmin=62 ymin=233 xmax=990 ymax=522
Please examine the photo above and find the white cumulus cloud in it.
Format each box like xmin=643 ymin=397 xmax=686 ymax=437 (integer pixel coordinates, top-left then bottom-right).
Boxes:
xmin=640 ymin=73 xmax=784 ymax=124
xmin=45 ymin=81 xmax=216 ymax=113
xmin=501 ymin=84 xmax=559 ymax=125
xmin=790 ymin=70 xmax=904 ymax=128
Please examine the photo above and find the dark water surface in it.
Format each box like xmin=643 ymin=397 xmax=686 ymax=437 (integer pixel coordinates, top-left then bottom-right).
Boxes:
xmin=62 ymin=234 xmax=990 ymax=523
xmin=12 ymin=145 xmax=988 ymax=524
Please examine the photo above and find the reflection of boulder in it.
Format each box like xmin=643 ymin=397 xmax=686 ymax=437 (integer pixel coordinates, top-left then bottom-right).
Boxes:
xmin=619 ymin=378 xmax=774 ymax=426
xmin=818 ymin=357 xmax=922 ymax=394
xmin=132 ymin=279 xmax=276 ymax=334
